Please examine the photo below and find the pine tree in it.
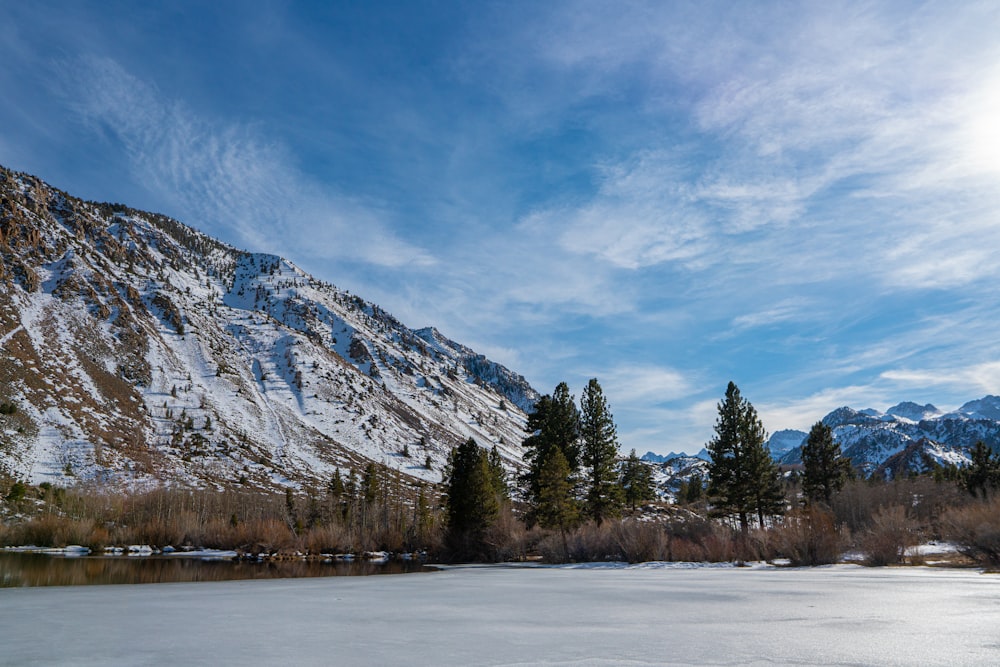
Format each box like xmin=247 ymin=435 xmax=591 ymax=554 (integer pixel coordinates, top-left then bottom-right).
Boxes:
xmin=487 ymin=445 xmax=509 ymax=501
xmin=533 ymin=447 xmax=579 ymax=558
xmin=328 ymin=469 xmax=345 ymax=499
xmin=521 ymin=382 xmax=581 ymax=504
xmin=620 ymin=449 xmax=655 ymax=511
xmin=579 ymin=378 xmax=624 ymax=523
xmin=684 ymin=473 xmax=704 ymax=504
xmin=361 ymin=462 xmax=381 ymax=505
xmin=706 ymin=381 xmax=784 ymax=534
xmin=444 ymin=438 xmax=501 ymax=561
xmin=800 ymin=421 xmax=852 ymax=506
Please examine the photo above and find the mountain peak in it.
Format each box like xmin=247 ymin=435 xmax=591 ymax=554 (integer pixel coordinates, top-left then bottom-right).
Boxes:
xmin=0 ymin=164 xmax=536 ymax=490
xmin=885 ymin=401 xmax=941 ymax=422
xmin=953 ymin=395 xmax=1000 ymax=421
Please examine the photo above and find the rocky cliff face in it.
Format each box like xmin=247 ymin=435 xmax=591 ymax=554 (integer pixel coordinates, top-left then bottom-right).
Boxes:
xmin=0 ymin=165 xmax=537 ymax=491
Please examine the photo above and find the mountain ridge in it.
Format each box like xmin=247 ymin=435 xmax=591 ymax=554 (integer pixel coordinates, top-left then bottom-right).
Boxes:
xmin=0 ymin=165 xmax=538 ymax=491
xmin=781 ymin=397 xmax=1000 ymax=476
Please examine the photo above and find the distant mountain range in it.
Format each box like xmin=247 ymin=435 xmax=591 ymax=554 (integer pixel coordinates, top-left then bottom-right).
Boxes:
xmin=643 ymin=397 xmax=1000 ymax=483
xmin=0 ymin=165 xmax=537 ymax=490
xmin=778 ymin=397 xmax=1000 ymax=477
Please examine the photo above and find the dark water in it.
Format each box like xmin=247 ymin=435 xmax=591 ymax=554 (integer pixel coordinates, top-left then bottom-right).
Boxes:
xmin=0 ymin=552 xmax=431 ymax=587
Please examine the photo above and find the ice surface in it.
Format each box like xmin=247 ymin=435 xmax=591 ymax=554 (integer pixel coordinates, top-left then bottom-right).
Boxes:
xmin=1 ymin=565 xmax=998 ymax=665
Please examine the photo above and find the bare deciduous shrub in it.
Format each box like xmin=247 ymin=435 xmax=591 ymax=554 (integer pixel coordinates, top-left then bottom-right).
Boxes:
xmin=858 ymin=506 xmax=916 ymax=566
xmin=612 ymin=521 xmax=669 ymax=563
xmin=4 ymin=515 xmax=96 ymax=548
xmin=833 ymin=478 xmax=967 ymax=538
xmin=1 ymin=483 xmax=444 ymax=556
xmin=942 ymin=499 xmax=1000 ymax=569
xmin=768 ymin=509 xmax=844 ymax=566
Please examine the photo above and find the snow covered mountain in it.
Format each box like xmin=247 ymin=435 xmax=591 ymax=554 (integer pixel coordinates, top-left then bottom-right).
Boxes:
xmin=641 ymin=449 xmax=709 ymax=464
xmin=766 ymin=429 xmax=807 ymax=458
xmin=0 ymin=165 xmax=538 ymax=490
xmin=781 ymin=399 xmax=1000 ymax=477
xmin=651 ymin=455 xmax=710 ymax=502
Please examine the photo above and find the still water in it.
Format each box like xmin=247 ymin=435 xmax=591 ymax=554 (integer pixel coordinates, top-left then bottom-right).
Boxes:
xmin=0 ymin=552 xmax=430 ymax=587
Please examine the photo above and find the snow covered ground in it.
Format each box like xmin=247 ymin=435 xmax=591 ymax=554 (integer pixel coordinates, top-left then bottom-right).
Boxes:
xmin=2 ymin=564 xmax=999 ymax=665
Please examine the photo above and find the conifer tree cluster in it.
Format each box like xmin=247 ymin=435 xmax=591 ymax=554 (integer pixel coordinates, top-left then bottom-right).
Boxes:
xmin=519 ymin=378 xmax=650 ymax=540
xmin=706 ymin=381 xmax=784 ymax=534
xmin=443 ymin=438 xmax=508 ymax=561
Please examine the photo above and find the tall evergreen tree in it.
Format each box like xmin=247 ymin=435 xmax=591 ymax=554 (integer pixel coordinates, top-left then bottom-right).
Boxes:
xmin=533 ymin=447 xmax=579 ymax=558
xmin=684 ymin=473 xmax=704 ymax=504
xmin=580 ymin=378 xmax=624 ymax=523
xmin=706 ymin=381 xmax=784 ymax=534
xmin=800 ymin=421 xmax=852 ymax=506
xmin=521 ymin=382 xmax=581 ymax=504
xmin=620 ymin=449 xmax=656 ymax=511
xmin=361 ymin=462 xmax=381 ymax=505
xmin=444 ymin=438 xmax=501 ymax=560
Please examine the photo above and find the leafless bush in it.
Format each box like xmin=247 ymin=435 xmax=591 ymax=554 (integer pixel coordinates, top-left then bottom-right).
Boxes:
xmin=612 ymin=522 xmax=670 ymax=563
xmin=833 ymin=478 xmax=967 ymax=538
xmin=768 ymin=509 xmax=845 ymax=566
xmin=484 ymin=506 xmax=527 ymax=562
xmin=536 ymin=531 xmax=570 ymax=563
xmin=858 ymin=506 xmax=916 ymax=566
xmin=942 ymin=499 xmax=1000 ymax=568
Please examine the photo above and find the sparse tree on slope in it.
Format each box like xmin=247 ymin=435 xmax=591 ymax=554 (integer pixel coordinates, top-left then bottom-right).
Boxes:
xmin=580 ymin=378 xmax=624 ymax=523
xmin=706 ymin=381 xmax=784 ymax=534
xmin=800 ymin=421 xmax=852 ymax=506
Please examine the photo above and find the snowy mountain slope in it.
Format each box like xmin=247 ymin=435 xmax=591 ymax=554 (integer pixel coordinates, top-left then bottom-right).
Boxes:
xmin=766 ymin=429 xmax=807 ymax=458
xmin=650 ymin=455 xmax=709 ymax=502
xmin=0 ymin=165 xmax=537 ymax=490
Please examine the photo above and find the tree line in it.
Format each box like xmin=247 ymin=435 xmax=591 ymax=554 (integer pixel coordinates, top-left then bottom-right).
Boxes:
xmin=445 ymin=378 xmax=1000 ymax=563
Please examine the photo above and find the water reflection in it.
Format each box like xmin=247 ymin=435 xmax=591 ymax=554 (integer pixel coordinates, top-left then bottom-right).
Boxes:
xmin=0 ymin=552 xmax=430 ymax=587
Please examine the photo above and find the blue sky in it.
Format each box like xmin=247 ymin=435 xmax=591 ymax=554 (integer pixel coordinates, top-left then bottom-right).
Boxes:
xmin=3 ymin=1 xmax=1000 ymax=454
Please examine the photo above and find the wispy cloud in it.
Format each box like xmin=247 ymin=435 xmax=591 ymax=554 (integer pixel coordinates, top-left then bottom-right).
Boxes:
xmin=509 ymin=2 xmax=1000 ymax=293
xmin=56 ymin=55 xmax=434 ymax=270
xmin=730 ymin=299 xmax=812 ymax=332
xmin=882 ymin=363 xmax=1000 ymax=398
xmin=596 ymin=365 xmax=691 ymax=406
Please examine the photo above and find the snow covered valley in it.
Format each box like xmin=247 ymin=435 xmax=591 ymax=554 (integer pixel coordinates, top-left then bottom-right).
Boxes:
xmin=2 ymin=564 xmax=998 ymax=665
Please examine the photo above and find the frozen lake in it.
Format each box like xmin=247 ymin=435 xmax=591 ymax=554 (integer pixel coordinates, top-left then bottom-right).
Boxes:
xmin=2 ymin=564 xmax=998 ymax=665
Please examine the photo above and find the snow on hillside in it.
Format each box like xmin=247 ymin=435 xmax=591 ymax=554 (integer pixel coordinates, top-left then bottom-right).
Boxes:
xmin=0 ymin=165 xmax=536 ymax=490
